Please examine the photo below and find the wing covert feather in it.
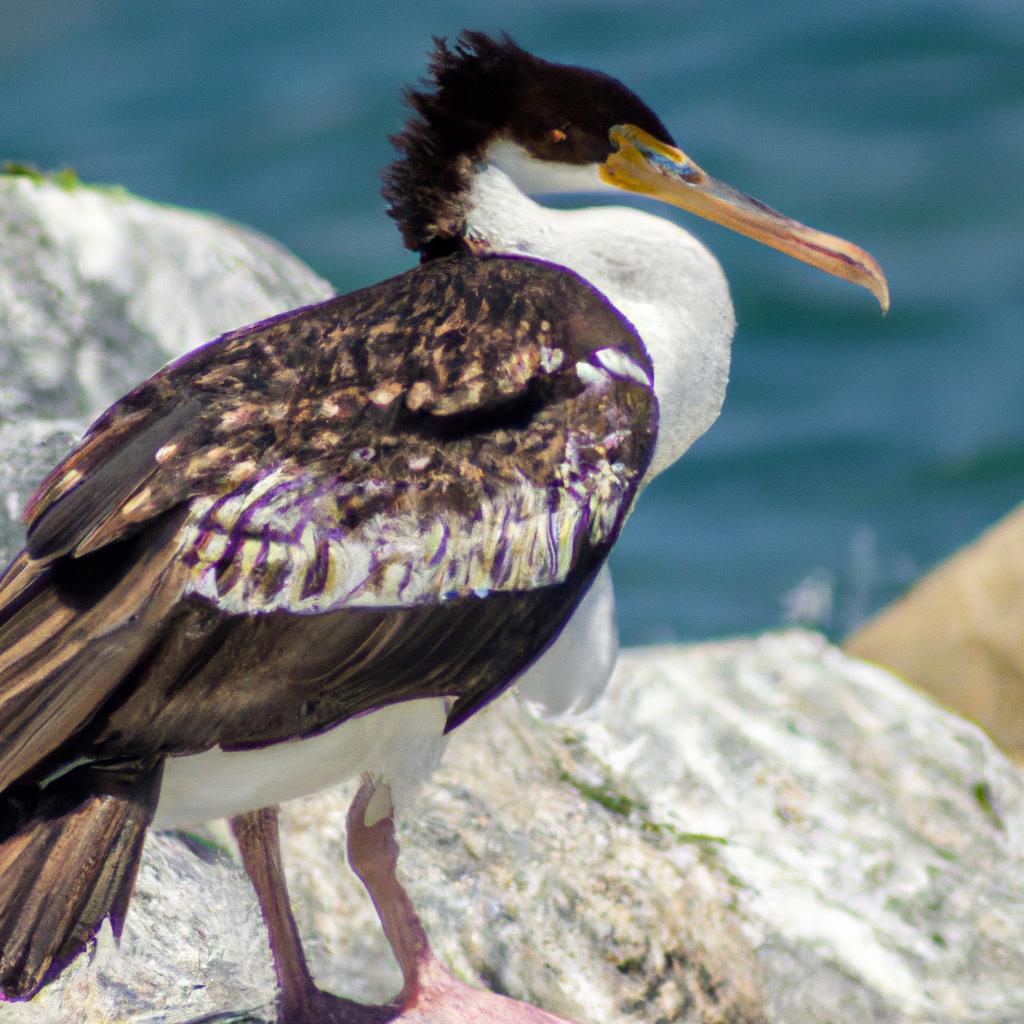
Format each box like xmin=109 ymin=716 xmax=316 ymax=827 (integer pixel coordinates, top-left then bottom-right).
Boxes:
xmin=19 ymin=254 xmax=657 ymax=614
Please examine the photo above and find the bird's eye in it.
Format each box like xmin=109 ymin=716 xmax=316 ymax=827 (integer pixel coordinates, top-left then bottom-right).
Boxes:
xmin=549 ymin=128 xmax=567 ymax=143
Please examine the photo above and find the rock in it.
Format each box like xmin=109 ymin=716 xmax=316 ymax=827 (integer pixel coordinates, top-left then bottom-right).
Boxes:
xmin=4 ymin=172 xmax=1024 ymax=1024
xmin=0 ymin=169 xmax=332 ymax=564
xmin=7 ymin=633 xmax=1024 ymax=1024
xmin=0 ymin=170 xmax=333 ymax=423
xmin=846 ymin=505 xmax=1024 ymax=763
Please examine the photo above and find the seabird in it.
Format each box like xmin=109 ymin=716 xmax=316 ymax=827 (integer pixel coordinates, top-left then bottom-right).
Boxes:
xmin=0 ymin=31 xmax=887 ymax=1023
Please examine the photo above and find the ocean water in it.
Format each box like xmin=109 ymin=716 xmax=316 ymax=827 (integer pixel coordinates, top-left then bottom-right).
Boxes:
xmin=1 ymin=0 xmax=1021 ymax=644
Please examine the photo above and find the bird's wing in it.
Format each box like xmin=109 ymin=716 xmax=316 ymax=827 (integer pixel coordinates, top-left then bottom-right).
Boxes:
xmin=20 ymin=253 xmax=655 ymax=610
xmin=0 ymin=253 xmax=656 ymax=781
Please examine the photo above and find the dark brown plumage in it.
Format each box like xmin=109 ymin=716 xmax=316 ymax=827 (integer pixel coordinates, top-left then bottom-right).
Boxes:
xmin=0 ymin=25 xmax=781 ymax=1017
xmin=0 ymin=251 xmax=655 ymax=998
xmin=0 ymin=764 xmax=160 ymax=997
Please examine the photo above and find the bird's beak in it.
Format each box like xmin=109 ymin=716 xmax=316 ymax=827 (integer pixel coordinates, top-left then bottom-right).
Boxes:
xmin=600 ymin=124 xmax=889 ymax=312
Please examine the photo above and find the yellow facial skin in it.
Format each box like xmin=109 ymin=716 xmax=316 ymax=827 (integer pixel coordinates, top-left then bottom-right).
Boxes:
xmin=600 ymin=124 xmax=889 ymax=313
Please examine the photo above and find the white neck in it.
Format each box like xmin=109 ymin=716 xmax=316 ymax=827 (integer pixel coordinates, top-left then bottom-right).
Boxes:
xmin=464 ymin=157 xmax=735 ymax=480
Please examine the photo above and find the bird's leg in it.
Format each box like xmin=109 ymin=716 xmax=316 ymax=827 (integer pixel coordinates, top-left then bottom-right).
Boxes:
xmin=343 ymin=781 xmax=432 ymax=1007
xmin=231 ymin=786 xmax=580 ymax=1023
xmin=345 ymin=777 xmax=581 ymax=1023
xmin=231 ymin=805 xmax=390 ymax=1024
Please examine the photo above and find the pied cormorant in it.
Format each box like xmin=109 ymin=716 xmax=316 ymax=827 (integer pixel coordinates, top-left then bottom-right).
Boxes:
xmin=0 ymin=31 xmax=886 ymax=1023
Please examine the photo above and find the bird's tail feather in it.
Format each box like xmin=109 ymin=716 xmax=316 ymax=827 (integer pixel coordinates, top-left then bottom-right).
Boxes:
xmin=0 ymin=765 xmax=160 ymax=1001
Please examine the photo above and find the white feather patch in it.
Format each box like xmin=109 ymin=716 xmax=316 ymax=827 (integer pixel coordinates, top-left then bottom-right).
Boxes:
xmin=593 ymin=347 xmax=652 ymax=387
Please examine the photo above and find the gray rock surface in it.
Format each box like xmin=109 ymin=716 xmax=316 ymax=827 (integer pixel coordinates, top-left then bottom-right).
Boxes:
xmin=7 ymin=634 xmax=1024 ymax=1024
xmin=3 ymin=174 xmax=1024 ymax=1024
xmin=0 ymin=170 xmax=332 ymax=561
xmin=0 ymin=171 xmax=332 ymax=422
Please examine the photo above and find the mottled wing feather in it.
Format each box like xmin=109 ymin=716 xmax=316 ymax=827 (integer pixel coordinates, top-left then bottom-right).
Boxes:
xmin=25 ymin=399 xmax=201 ymax=560
xmin=0 ymin=244 xmax=659 ymax=1005
xmin=22 ymin=254 xmax=656 ymax=615
xmin=178 ymin=386 xmax=642 ymax=613
xmin=1 ymin=252 xmax=656 ymax=787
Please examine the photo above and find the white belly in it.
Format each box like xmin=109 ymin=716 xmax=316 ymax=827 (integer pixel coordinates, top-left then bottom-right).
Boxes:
xmin=153 ymin=566 xmax=618 ymax=830
xmin=153 ymin=697 xmax=451 ymax=829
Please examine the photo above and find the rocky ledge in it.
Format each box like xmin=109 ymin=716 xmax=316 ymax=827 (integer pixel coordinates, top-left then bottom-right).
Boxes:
xmin=2 ymin=172 xmax=1023 ymax=1024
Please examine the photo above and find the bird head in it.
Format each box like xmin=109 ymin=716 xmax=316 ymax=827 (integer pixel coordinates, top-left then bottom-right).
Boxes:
xmin=385 ymin=31 xmax=887 ymax=311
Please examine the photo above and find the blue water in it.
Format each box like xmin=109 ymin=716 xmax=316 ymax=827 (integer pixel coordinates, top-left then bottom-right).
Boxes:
xmin=2 ymin=1 xmax=1021 ymax=643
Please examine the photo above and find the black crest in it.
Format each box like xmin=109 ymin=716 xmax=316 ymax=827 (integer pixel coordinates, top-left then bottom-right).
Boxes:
xmin=383 ymin=31 xmax=674 ymax=258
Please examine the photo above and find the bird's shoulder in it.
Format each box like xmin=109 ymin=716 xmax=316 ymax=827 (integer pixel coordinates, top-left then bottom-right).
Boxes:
xmin=18 ymin=253 xmax=657 ymax=614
